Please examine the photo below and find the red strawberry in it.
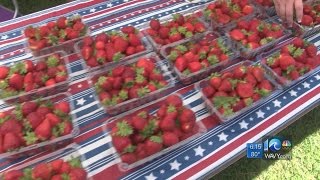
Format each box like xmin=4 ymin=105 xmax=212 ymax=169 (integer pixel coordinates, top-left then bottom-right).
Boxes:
xmin=145 ymin=136 xmax=163 ymax=155
xmin=218 ymin=78 xmax=233 ymax=92
xmin=160 ymin=115 xmax=176 ymax=131
xmin=165 ymin=95 xmax=183 ymax=107
xmin=26 ymin=112 xmax=43 ymax=129
xmin=229 ymin=29 xmax=245 ymax=40
xmin=292 ymin=38 xmax=304 ymax=48
xmin=51 ymin=175 xmax=63 ymax=180
xmin=96 ymin=33 xmax=109 ymax=43
xmin=45 ymin=79 xmax=56 ymax=87
xmin=242 ymin=5 xmax=253 ymax=15
xmin=68 ymin=168 xmax=87 ymax=180
xmin=3 ymin=132 xmax=22 ymax=152
xmin=21 ymin=101 xmax=38 ymax=116
xmin=83 ymin=36 xmax=94 ymax=46
xmin=114 ymin=37 xmax=129 ymax=53
xmin=162 ymin=131 xmax=179 ymax=147
xmin=179 ymin=108 xmax=196 ymax=124
xmin=61 ymin=121 xmax=72 ymax=136
xmin=36 ymin=106 xmax=51 ymax=118
xmin=232 ymin=100 xmax=245 ymax=112
xmin=0 ymin=66 xmax=9 ymax=79
xmin=55 ymin=71 xmax=68 ymax=83
xmin=35 ymin=119 xmax=52 ymax=140
xmin=175 ymin=56 xmax=188 ymax=72
xmin=301 ymin=15 xmax=313 ymax=26
xmin=56 ymin=16 xmax=67 ymax=28
xmin=131 ymin=115 xmax=147 ymax=131
xmin=0 ymin=119 xmax=22 ymax=134
xmin=54 ymin=101 xmax=70 ymax=114
xmin=159 ymin=27 xmax=170 ymax=39
xmin=289 ymin=70 xmax=300 ymax=80
xmin=3 ymin=170 xmax=23 ymax=180
xmin=136 ymin=143 xmax=148 ymax=159
xmin=180 ymin=121 xmax=195 ymax=133
xmin=279 ymin=55 xmax=295 ymax=70
xmin=120 ymin=153 xmax=137 ymax=164
xmin=8 ymin=73 xmax=23 ymax=90
xmin=306 ymin=45 xmax=317 ymax=58
xmin=233 ymin=65 xmax=247 ymax=79
xmin=202 ymin=86 xmax=215 ymax=98
xmin=266 ymin=57 xmax=280 ymax=68
xmin=236 ymin=82 xmax=254 ymax=98
xmin=46 ymin=113 xmax=61 ymax=127
xmin=150 ymin=19 xmax=161 ymax=31
xmin=128 ymin=34 xmax=141 ymax=46
xmin=251 ymin=67 xmax=265 ymax=82
xmin=50 ymin=159 xmax=63 ymax=173
xmin=81 ymin=46 xmax=93 ymax=60
xmin=112 ymin=136 xmax=133 ymax=153
xmin=121 ymin=26 xmax=136 ymax=34
xmin=32 ymin=163 xmax=52 ymax=180
xmin=188 ymin=61 xmax=202 ymax=73
xmin=209 ymin=74 xmax=222 ymax=90
xmin=258 ymin=80 xmax=273 ymax=92
xmin=194 ymin=22 xmax=205 ymax=32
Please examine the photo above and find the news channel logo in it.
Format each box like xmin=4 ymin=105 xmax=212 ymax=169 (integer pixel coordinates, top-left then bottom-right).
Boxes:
xmin=263 ymin=136 xmax=292 ymax=160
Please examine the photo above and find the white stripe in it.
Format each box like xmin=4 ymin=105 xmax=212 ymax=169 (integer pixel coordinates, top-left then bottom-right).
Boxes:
xmin=79 ymin=136 xmax=111 ymax=155
xmin=0 ymin=38 xmax=25 ymax=49
xmin=87 ymin=158 xmax=121 ymax=177
xmin=74 ymin=107 xmax=104 ymax=122
xmin=72 ymin=101 xmax=99 ymax=114
xmin=174 ymin=84 xmax=320 ymax=179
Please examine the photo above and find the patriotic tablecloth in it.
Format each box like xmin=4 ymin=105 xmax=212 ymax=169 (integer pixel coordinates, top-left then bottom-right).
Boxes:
xmin=0 ymin=0 xmax=320 ymax=179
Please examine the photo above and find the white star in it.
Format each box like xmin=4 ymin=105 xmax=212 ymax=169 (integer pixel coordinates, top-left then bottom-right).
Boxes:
xmin=160 ymin=169 xmax=165 ymax=174
xmin=124 ymin=0 xmax=129 ymax=2
xmin=152 ymin=7 xmax=156 ymax=10
xmin=315 ymin=74 xmax=320 ymax=80
xmin=145 ymin=9 xmax=149 ymax=12
xmin=1 ymin=35 xmax=8 ymax=40
xmin=135 ymin=21 xmax=139 ymax=24
xmin=89 ymin=95 xmax=93 ymax=98
xmin=266 ymin=106 xmax=270 ymax=110
xmin=208 ymin=141 xmax=213 ymax=145
xmin=297 ymin=87 xmax=301 ymax=90
xmin=107 ymin=3 xmax=112 ymax=7
xmin=217 ymin=132 xmax=228 ymax=142
xmin=310 ymin=80 xmax=313 ymax=82
xmin=115 ymin=18 xmax=119 ymax=21
xmin=99 ymin=23 xmax=103 ymax=26
xmin=73 ymin=13 xmax=80 ymax=16
xmin=231 ymin=129 xmax=235 ymax=132
xmin=144 ymin=19 xmax=147 ymax=21
xmin=184 ymin=156 xmax=190 ymax=160
xmin=9 ymin=52 xmax=14 ymax=56
xmin=289 ymin=90 xmax=297 ymax=97
xmin=249 ymin=117 xmax=253 ymax=121
xmin=172 ymin=10 xmax=176 ymax=12
xmin=12 ymin=33 xmax=16 ymax=35
xmin=179 ymin=8 xmax=182 ymax=10
xmin=158 ymin=14 xmax=162 ymax=17
xmin=256 ymin=110 xmax=265 ymax=119
xmin=159 ymin=4 xmax=163 ymax=7
xmin=90 ymin=8 xmax=96 ymax=12
xmin=19 ymin=49 xmax=24 ymax=52
xmin=273 ymin=100 xmax=281 ymax=108
xmin=239 ymin=120 xmax=249 ymax=129
xmin=77 ymin=84 xmax=82 ymax=88
xmin=0 ymin=55 xmax=3 ymax=59
xmin=131 ymin=13 xmax=134 ymax=16
xmin=10 ymin=62 xmax=14 ymax=65
xmin=302 ymin=82 xmax=310 ymax=89
xmin=123 ymin=15 xmax=127 ymax=18
xmin=194 ymin=146 xmax=205 ymax=157
xmin=165 ymin=12 xmax=169 ymax=14
xmin=145 ymin=173 xmax=157 ymax=180
xmin=170 ymin=160 xmax=181 ymax=171
xmin=76 ymin=98 xmax=86 ymax=106
xmin=138 ymin=10 xmax=142 ymax=13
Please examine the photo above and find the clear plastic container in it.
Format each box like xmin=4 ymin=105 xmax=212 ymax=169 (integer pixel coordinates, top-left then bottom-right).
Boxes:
xmin=90 ymin=52 xmax=175 ymax=116
xmin=195 ymin=60 xmax=282 ymax=123
xmin=203 ymin=0 xmax=259 ymax=32
xmin=74 ymin=31 xmax=153 ymax=72
xmin=251 ymin=1 xmax=276 ymax=17
xmin=292 ymin=0 xmax=320 ymax=38
xmin=258 ymin=37 xmax=320 ymax=87
xmin=137 ymin=7 xmax=210 ymax=52
xmin=225 ymin=16 xmax=291 ymax=59
xmin=0 ymin=92 xmax=79 ymax=159
xmin=0 ymin=144 xmax=90 ymax=179
xmin=24 ymin=18 xmax=90 ymax=57
xmin=160 ymin=31 xmax=239 ymax=85
xmin=0 ymin=51 xmax=71 ymax=104
xmin=102 ymin=92 xmax=207 ymax=171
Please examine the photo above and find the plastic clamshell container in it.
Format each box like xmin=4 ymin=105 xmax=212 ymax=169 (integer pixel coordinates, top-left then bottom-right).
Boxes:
xmin=195 ymin=60 xmax=282 ymax=123
xmin=258 ymin=37 xmax=320 ymax=87
xmin=90 ymin=52 xmax=175 ymax=116
xmin=74 ymin=31 xmax=153 ymax=72
xmin=24 ymin=18 xmax=90 ymax=57
xmin=0 ymin=51 xmax=71 ymax=104
xmin=160 ymin=31 xmax=239 ymax=85
xmin=225 ymin=16 xmax=291 ymax=59
xmin=202 ymin=0 xmax=258 ymax=32
xmin=137 ymin=7 xmax=210 ymax=52
xmin=251 ymin=1 xmax=276 ymax=17
xmin=102 ymin=92 xmax=207 ymax=171
xmin=0 ymin=143 xmax=90 ymax=179
xmin=292 ymin=0 xmax=320 ymax=38
xmin=0 ymin=92 xmax=79 ymax=159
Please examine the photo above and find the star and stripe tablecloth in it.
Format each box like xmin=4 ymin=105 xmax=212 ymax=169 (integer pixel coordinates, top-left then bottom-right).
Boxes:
xmin=0 ymin=0 xmax=320 ymax=179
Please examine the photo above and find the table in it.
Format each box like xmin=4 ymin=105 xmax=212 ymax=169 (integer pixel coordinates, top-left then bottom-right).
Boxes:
xmin=0 ymin=0 xmax=319 ymax=179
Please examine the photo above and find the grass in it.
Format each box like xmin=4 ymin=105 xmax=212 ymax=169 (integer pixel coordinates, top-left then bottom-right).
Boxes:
xmin=2 ymin=1 xmax=320 ymax=179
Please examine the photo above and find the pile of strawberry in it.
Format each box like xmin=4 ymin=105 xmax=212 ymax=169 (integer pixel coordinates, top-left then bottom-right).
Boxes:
xmin=3 ymin=157 xmax=86 ymax=180
xmin=263 ymin=37 xmax=319 ymax=81
xmin=145 ymin=13 xmax=206 ymax=46
xmin=202 ymin=65 xmax=274 ymax=117
xmin=167 ymin=36 xmax=232 ymax=75
xmin=0 ymin=99 xmax=72 ymax=153
xmin=300 ymin=3 xmax=320 ymax=27
xmin=0 ymin=54 xmax=68 ymax=99
xmin=255 ymin=0 xmax=273 ymax=7
xmin=94 ymin=56 xmax=168 ymax=107
xmin=203 ymin=0 xmax=254 ymax=25
xmin=110 ymin=95 xmax=198 ymax=164
xmin=80 ymin=26 xmax=146 ymax=67
xmin=24 ymin=16 xmax=87 ymax=51
xmin=229 ymin=18 xmax=284 ymax=50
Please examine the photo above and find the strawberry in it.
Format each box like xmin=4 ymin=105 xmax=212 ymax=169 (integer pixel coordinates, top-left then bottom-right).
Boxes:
xmin=202 ymin=86 xmax=215 ymax=98
xmin=114 ymin=37 xmax=129 ymax=53
xmin=292 ymin=38 xmax=304 ymax=48
xmin=55 ymin=71 xmax=68 ymax=83
xmin=209 ymin=74 xmax=222 ymax=90
xmin=68 ymin=168 xmax=87 ymax=180
xmin=188 ymin=61 xmax=202 ymax=73
xmin=112 ymin=136 xmax=133 ymax=153
xmin=179 ymin=108 xmax=196 ymax=124
xmin=45 ymin=78 xmax=56 ymax=87
xmin=242 ymin=5 xmax=253 ymax=15
xmin=218 ymin=78 xmax=233 ymax=92
xmin=56 ymin=16 xmax=67 ymax=29
xmin=50 ymin=159 xmax=64 ymax=173
xmin=150 ymin=19 xmax=161 ymax=31
xmin=289 ymin=70 xmax=300 ymax=80
xmin=46 ymin=113 xmax=61 ymax=127
xmin=236 ymin=82 xmax=254 ymax=98
xmin=165 ymin=95 xmax=183 ymax=107
xmin=266 ymin=57 xmax=280 ymax=68
xmin=26 ymin=112 xmax=43 ymax=129
xmin=83 ymin=36 xmax=94 ymax=46
xmin=136 ymin=143 xmax=148 ymax=159
xmin=36 ymin=106 xmax=51 ymax=118
xmin=301 ymin=15 xmax=313 ymax=26
xmin=233 ymin=65 xmax=247 ymax=79
xmin=180 ymin=121 xmax=195 ymax=133
xmin=131 ymin=115 xmax=147 ymax=131
xmin=162 ymin=131 xmax=179 ymax=147
xmin=128 ymin=34 xmax=141 ymax=46
xmin=160 ymin=115 xmax=176 ymax=131
xmin=159 ymin=27 xmax=170 ymax=39
xmin=61 ymin=121 xmax=72 ymax=136
xmin=244 ymin=73 xmax=257 ymax=86
xmin=306 ymin=45 xmax=317 ymax=58
xmin=32 ymin=163 xmax=52 ymax=180
xmin=145 ymin=136 xmax=163 ymax=155
xmin=54 ymin=101 xmax=70 ymax=114
xmin=21 ymin=101 xmax=38 ymax=116
xmin=35 ymin=119 xmax=52 ymax=140
xmin=0 ymin=119 xmax=22 ymax=134
xmin=81 ymin=46 xmax=93 ymax=60
xmin=120 ymin=153 xmax=137 ymax=164
xmin=0 ymin=66 xmax=9 ymax=79
xmin=194 ymin=22 xmax=205 ymax=33
xmin=3 ymin=132 xmax=22 ymax=152
xmin=8 ymin=73 xmax=23 ymax=90
xmin=121 ymin=26 xmax=136 ymax=34
xmin=251 ymin=66 xmax=265 ymax=82
xmin=95 ymin=33 xmax=109 ymax=43
xmin=279 ymin=55 xmax=295 ymax=70
xmin=3 ymin=170 xmax=23 ymax=180
xmin=229 ymin=29 xmax=245 ymax=41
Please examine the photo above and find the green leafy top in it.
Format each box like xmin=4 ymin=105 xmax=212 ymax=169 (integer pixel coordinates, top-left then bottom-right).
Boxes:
xmin=213 ymin=96 xmax=239 ymax=109
xmin=115 ymin=121 xmax=133 ymax=136
xmin=150 ymin=135 xmax=163 ymax=143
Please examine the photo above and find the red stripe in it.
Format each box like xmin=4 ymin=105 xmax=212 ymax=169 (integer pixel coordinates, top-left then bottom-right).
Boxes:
xmin=174 ymin=86 xmax=320 ymax=179
xmin=0 ymin=36 xmax=24 ymax=45
xmin=0 ymin=0 xmax=103 ymax=32
xmin=93 ymin=164 xmax=127 ymax=179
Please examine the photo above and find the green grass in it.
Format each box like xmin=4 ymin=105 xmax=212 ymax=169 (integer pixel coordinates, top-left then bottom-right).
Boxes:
xmin=213 ymin=106 xmax=320 ymax=180
xmin=2 ymin=1 xmax=320 ymax=179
